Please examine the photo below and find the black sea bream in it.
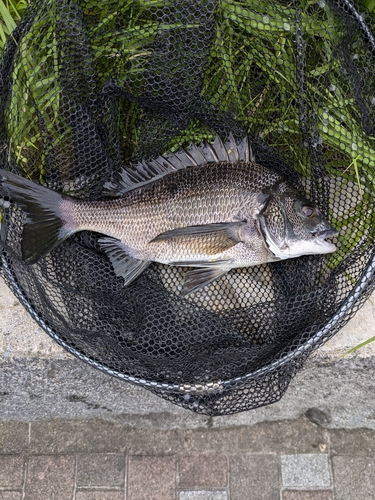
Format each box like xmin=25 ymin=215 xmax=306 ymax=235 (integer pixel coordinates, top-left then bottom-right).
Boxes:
xmin=0 ymin=136 xmax=338 ymax=295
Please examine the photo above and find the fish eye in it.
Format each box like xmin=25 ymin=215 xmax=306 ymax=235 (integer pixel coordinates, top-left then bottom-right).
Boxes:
xmin=301 ymin=205 xmax=315 ymax=218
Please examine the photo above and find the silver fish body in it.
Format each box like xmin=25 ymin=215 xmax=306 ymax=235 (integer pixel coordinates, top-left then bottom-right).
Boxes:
xmin=0 ymin=136 xmax=338 ymax=295
xmin=69 ymin=161 xmax=280 ymax=266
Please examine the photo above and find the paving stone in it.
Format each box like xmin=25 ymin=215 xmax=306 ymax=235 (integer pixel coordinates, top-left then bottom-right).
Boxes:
xmin=281 ymin=454 xmax=331 ymax=488
xmin=30 ymin=420 xmax=79 ymax=453
xmin=330 ymin=429 xmax=375 ymax=456
xmin=27 ymin=417 xmax=328 ymax=456
xmin=75 ymin=491 xmax=124 ymax=500
xmin=179 ymin=491 xmax=228 ymax=500
xmin=0 ymin=493 xmax=23 ymax=500
xmin=282 ymin=491 xmax=333 ymax=500
xmin=30 ymin=420 xmax=181 ymax=454
xmin=127 ymin=456 xmax=176 ymax=500
xmin=333 ymin=456 xmax=375 ymax=500
xmin=30 ymin=419 xmax=145 ymax=454
xmin=122 ymin=429 xmax=184 ymax=455
xmin=233 ymin=418 xmax=327 ymax=455
xmin=178 ymin=454 xmax=227 ymax=487
xmin=0 ymin=456 xmax=24 ymax=488
xmin=182 ymin=418 xmax=326 ymax=456
xmin=75 ymin=420 xmax=130 ymax=453
xmin=0 ymin=422 xmax=29 ymax=453
xmin=24 ymin=455 xmax=75 ymax=500
xmin=229 ymin=454 xmax=279 ymax=500
xmin=76 ymin=453 xmax=125 ymax=487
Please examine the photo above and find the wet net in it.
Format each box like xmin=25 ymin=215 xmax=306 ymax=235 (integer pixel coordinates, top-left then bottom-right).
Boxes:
xmin=0 ymin=0 xmax=374 ymax=415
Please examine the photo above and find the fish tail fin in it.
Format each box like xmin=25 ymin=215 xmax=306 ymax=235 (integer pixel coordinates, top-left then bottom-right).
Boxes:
xmin=0 ymin=169 xmax=76 ymax=264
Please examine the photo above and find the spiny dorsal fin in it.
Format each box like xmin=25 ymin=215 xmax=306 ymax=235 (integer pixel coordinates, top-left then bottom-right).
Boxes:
xmin=236 ymin=136 xmax=255 ymax=162
xmin=103 ymin=133 xmax=255 ymax=196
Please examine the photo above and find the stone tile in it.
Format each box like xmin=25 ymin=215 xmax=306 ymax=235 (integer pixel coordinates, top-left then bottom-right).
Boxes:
xmin=330 ymin=429 xmax=375 ymax=456
xmin=282 ymin=491 xmax=333 ymax=500
xmin=122 ymin=429 xmax=184 ymax=455
xmin=179 ymin=491 xmax=227 ymax=500
xmin=127 ymin=456 xmax=176 ymax=500
xmin=0 ymin=493 xmax=23 ymax=500
xmin=26 ymin=417 xmax=329 ymax=456
xmin=179 ymin=428 xmax=241 ymax=455
xmin=76 ymin=453 xmax=125 ymax=487
xmin=77 ymin=418 xmax=326 ymax=456
xmin=281 ymin=454 xmax=331 ymax=488
xmin=75 ymin=421 xmax=129 ymax=453
xmin=31 ymin=419 xmax=134 ymax=454
xmin=333 ymin=456 xmax=375 ymax=500
xmin=30 ymin=420 xmax=79 ymax=453
xmin=235 ymin=418 xmax=327 ymax=455
xmin=24 ymin=455 xmax=75 ymax=500
xmin=178 ymin=454 xmax=227 ymax=487
xmin=0 ymin=422 xmax=29 ymax=453
xmin=75 ymin=491 xmax=123 ymax=500
xmin=229 ymin=454 xmax=279 ymax=500
xmin=0 ymin=456 xmax=25 ymax=488
xmin=30 ymin=420 xmax=181 ymax=455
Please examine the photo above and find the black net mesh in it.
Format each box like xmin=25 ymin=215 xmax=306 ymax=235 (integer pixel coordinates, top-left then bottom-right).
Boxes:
xmin=0 ymin=0 xmax=375 ymax=415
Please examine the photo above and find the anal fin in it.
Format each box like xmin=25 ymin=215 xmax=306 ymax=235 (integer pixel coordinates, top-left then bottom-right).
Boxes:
xmin=99 ymin=237 xmax=150 ymax=286
xmin=182 ymin=266 xmax=228 ymax=296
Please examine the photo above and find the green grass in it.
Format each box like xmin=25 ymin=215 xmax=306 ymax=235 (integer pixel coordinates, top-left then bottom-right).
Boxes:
xmin=0 ymin=0 xmax=28 ymax=49
xmin=2 ymin=0 xmax=375 ymax=181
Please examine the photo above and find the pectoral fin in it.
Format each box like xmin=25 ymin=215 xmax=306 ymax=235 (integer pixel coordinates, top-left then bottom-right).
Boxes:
xmin=99 ymin=237 xmax=150 ymax=286
xmin=182 ymin=266 xmax=228 ymax=296
xmin=150 ymin=221 xmax=246 ymax=255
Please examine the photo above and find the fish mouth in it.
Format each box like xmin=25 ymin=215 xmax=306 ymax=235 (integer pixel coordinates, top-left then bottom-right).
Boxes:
xmin=315 ymin=229 xmax=338 ymax=239
xmin=312 ymin=228 xmax=338 ymax=253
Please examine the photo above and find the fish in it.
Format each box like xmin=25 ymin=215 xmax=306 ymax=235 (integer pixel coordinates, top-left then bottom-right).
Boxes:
xmin=0 ymin=135 xmax=338 ymax=295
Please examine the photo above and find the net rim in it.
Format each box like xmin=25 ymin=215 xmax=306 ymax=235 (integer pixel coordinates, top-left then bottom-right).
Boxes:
xmin=2 ymin=250 xmax=374 ymax=394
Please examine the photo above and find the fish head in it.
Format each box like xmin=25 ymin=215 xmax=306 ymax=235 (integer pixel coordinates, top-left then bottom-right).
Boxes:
xmin=257 ymin=180 xmax=338 ymax=259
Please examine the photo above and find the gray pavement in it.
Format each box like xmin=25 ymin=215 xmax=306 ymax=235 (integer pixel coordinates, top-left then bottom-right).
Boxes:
xmin=2 ymin=416 xmax=375 ymax=499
